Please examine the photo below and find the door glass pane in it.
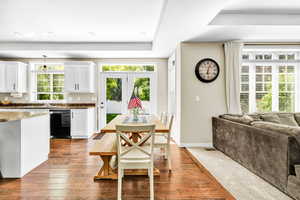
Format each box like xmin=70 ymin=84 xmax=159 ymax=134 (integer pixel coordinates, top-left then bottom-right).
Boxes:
xmin=106 ymin=78 xmax=122 ymax=123
xmin=133 ymin=78 xmax=150 ymax=114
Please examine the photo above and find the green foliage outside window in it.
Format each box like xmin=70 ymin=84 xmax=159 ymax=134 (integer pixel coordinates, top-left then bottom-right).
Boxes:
xmin=255 ymin=73 xmax=295 ymax=112
xmin=102 ymin=65 xmax=154 ymax=72
xmin=134 ymin=78 xmax=150 ymax=101
xmin=106 ymin=77 xmax=150 ymax=102
xmin=106 ymin=78 xmax=122 ymax=101
xmin=36 ymin=73 xmax=64 ymax=101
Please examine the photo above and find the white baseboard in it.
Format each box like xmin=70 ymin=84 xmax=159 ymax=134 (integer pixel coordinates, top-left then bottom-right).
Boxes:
xmin=179 ymin=143 xmax=213 ymax=148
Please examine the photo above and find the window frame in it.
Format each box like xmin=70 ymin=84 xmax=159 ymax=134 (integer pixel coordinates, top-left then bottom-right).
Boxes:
xmin=30 ymin=62 xmax=65 ymax=103
xmin=241 ymin=50 xmax=300 ymax=113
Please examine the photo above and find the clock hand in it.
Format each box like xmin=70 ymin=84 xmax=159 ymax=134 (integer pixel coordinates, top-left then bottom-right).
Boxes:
xmin=206 ymin=66 xmax=211 ymax=75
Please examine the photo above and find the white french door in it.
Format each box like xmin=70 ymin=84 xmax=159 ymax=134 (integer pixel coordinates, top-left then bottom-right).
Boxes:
xmin=99 ymin=72 xmax=157 ymax=129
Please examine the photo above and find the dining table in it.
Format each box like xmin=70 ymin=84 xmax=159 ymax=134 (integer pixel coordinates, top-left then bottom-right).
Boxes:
xmin=101 ymin=114 xmax=169 ymax=141
xmin=90 ymin=114 xmax=170 ymax=180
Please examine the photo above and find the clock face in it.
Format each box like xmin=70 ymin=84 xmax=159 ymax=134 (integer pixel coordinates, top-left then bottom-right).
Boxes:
xmin=195 ymin=58 xmax=220 ymax=83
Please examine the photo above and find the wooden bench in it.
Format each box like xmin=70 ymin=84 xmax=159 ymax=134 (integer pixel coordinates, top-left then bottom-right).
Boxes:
xmin=89 ymin=133 xmax=118 ymax=180
xmin=90 ymin=132 xmax=160 ymax=180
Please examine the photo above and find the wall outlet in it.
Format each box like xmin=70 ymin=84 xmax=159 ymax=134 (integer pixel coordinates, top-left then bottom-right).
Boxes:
xmin=195 ymin=96 xmax=200 ymax=102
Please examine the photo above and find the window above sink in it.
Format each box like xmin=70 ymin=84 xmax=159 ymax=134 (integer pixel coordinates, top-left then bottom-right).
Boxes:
xmin=30 ymin=63 xmax=65 ymax=102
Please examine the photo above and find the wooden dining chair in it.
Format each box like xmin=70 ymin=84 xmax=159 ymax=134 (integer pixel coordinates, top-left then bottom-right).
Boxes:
xmin=154 ymin=114 xmax=174 ymax=171
xmin=160 ymin=112 xmax=167 ymax=125
xmin=116 ymin=124 xmax=156 ymax=200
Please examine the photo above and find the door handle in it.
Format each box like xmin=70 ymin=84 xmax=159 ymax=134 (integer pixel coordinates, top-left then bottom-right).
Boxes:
xmin=100 ymin=102 xmax=104 ymax=109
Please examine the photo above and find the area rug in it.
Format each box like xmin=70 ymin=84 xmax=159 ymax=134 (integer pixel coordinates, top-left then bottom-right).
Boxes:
xmin=187 ymin=147 xmax=292 ymax=200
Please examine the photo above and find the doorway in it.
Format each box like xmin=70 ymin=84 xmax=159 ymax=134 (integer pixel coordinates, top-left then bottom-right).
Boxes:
xmin=99 ymin=72 xmax=157 ymax=129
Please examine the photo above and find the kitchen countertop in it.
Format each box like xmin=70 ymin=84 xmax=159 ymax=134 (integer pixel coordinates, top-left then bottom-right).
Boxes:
xmin=0 ymin=103 xmax=96 ymax=109
xmin=0 ymin=111 xmax=49 ymax=122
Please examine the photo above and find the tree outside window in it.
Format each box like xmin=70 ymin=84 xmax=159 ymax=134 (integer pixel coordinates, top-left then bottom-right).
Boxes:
xmin=240 ymin=52 xmax=298 ymax=113
xmin=33 ymin=64 xmax=64 ymax=101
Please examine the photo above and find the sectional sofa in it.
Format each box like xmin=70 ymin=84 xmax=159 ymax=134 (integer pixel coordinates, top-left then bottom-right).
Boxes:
xmin=212 ymin=112 xmax=300 ymax=200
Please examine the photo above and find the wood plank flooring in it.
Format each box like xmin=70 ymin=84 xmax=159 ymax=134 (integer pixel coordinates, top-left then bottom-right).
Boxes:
xmin=0 ymin=138 xmax=235 ymax=200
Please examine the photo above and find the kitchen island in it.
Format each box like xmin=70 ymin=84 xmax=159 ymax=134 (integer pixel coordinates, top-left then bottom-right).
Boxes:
xmin=0 ymin=111 xmax=50 ymax=178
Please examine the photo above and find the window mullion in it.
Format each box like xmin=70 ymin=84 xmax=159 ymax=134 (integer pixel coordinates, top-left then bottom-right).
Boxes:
xmin=50 ymin=73 xmax=54 ymax=100
xmin=249 ymin=63 xmax=256 ymax=113
xmin=296 ymin=58 xmax=300 ymax=112
xmin=272 ymin=63 xmax=279 ymax=111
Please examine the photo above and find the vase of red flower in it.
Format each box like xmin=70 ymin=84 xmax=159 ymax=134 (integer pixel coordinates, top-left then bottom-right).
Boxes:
xmin=128 ymin=87 xmax=142 ymax=121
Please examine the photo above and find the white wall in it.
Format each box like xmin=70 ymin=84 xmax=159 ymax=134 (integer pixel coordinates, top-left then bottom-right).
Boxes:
xmin=178 ymin=42 xmax=227 ymax=146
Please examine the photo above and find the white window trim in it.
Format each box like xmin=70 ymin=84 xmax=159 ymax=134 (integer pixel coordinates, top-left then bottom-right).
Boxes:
xmin=242 ymin=51 xmax=300 ymax=113
xmin=30 ymin=62 xmax=66 ymax=103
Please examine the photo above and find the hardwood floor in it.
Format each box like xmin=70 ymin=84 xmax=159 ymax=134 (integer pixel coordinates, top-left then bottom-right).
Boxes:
xmin=0 ymin=139 xmax=235 ymax=200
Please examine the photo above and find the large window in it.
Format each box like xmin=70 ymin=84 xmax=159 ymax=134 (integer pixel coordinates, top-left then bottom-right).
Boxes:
xmin=31 ymin=64 xmax=65 ymax=101
xmin=241 ymin=50 xmax=300 ymax=113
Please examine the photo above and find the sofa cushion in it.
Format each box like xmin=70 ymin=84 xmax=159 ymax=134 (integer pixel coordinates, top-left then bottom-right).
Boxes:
xmin=251 ymin=121 xmax=300 ymax=145
xmin=277 ymin=113 xmax=299 ymax=127
xmin=220 ymin=114 xmax=254 ymax=125
xmin=295 ymin=113 xmax=300 ymax=126
xmin=260 ymin=113 xmax=281 ymax=124
xmin=247 ymin=114 xmax=262 ymax=121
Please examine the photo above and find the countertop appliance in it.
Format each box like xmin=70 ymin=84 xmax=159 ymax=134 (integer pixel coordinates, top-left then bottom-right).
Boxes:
xmin=50 ymin=109 xmax=71 ymax=138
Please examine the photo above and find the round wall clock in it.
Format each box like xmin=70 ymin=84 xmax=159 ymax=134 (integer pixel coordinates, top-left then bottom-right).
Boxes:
xmin=195 ymin=58 xmax=220 ymax=83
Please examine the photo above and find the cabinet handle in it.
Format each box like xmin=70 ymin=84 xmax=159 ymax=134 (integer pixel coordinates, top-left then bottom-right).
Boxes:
xmin=72 ymin=112 xmax=74 ymax=119
xmin=77 ymin=84 xmax=79 ymax=90
xmin=74 ymin=84 xmax=76 ymax=90
xmin=13 ymin=83 xmax=15 ymax=90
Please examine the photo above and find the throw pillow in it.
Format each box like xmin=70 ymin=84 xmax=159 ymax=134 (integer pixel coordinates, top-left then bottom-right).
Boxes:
xmin=247 ymin=114 xmax=262 ymax=121
xmin=251 ymin=121 xmax=300 ymax=144
xmin=277 ymin=113 xmax=299 ymax=127
xmin=220 ymin=114 xmax=254 ymax=125
xmin=260 ymin=113 xmax=281 ymax=124
xmin=294 ymin=113 xmax=300 ymax=126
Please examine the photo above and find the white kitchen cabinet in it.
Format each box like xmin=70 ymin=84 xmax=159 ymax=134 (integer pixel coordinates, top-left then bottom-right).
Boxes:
xmin=64 ymin=62 xmax=95 ymax=93
xmin=0 ymin=62 xmax=27 ymax=93
xmin=71 ymin=108 xmax=95 ymax=138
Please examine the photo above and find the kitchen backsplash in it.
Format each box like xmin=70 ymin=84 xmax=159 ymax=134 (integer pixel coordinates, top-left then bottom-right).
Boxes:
xmin=0 ymin=93 xmax=97 ymax=103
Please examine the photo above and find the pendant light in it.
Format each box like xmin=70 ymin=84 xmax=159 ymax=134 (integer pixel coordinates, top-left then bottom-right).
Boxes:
xmin=42 ymin=55 xmax=47 ymax=71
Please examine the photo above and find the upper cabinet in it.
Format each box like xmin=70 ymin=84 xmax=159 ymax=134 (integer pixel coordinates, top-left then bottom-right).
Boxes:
xmin=0 ymin=62 xmax=27 ymax=93
xmin=64 ymin=62 xmax=95 ymax=93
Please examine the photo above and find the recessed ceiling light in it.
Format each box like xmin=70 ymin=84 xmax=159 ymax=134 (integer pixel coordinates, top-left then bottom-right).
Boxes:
xmin=88 ymin=32 xmax=96 ymax=36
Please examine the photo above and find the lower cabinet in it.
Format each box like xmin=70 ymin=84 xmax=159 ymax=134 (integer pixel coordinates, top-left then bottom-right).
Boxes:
xmin=71 ymin=108 xmax=95 ymax=139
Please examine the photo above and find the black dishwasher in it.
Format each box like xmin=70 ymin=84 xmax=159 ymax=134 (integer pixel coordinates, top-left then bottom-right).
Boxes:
xmin=50 ymin=109 xmax=71 ymax=138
